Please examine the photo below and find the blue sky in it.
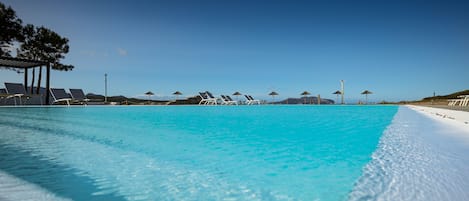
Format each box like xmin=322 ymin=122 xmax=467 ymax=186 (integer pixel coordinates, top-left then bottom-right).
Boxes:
xmin=1 ymin=0 xmax=469 ymax=102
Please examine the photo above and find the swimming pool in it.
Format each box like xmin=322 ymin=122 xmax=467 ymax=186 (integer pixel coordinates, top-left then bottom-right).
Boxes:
xmin=0 ymin=105 xmax=398 ymax=201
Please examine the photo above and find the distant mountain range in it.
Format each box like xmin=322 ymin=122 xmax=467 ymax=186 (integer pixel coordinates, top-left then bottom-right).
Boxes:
xmin=274 ymin=96 xmax=334 ymax=104
xmin=420 ymin=90 xmax=469 ymax=101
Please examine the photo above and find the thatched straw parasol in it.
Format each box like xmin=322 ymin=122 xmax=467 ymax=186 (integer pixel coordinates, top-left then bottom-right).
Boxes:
xmin=145 ymin=91 xmax=154 ymax=104
xmin=361 ymin=90 xmax=373 ymax=104
xmin=301 ymin=91 xmax=311 ymax=104
xmin=173 ymin=91 xmax=182 ymax=100
xmin=333 ymin=90 xmax=342 ymax=104
xmin=269 ymin=91 xmax=279 ymax=103
xmin=233 ymin=91 xmax=242 ymax=102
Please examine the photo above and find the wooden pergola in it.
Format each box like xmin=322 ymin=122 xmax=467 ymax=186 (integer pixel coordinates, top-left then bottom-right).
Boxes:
xmin=0 ymin=56 xmax=51 ymax=105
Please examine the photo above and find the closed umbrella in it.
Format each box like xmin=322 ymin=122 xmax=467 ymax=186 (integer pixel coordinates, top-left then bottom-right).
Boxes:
xmin=361 ymin=90 xmax=373 ymax=104
xmin=333 ymin=90 xmax=342 ymax=104
xmin=269 ymin=91 xmax=279 ymax=103
xmin=301 ymin=91 xmax=311 ymax=104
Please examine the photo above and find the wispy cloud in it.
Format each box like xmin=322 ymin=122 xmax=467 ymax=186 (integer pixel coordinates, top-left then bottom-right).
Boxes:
xmin=117 ymin=48 xmax=127 ymax=56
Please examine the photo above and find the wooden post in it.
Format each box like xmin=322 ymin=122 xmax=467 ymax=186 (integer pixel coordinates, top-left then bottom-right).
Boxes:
xmin=45 ymin=63 xmax=51 ymax=105
xmin=24 ymin=68 xmax=28 ymax=92
xmin=340 ymin=80 xmax=345 ymax=104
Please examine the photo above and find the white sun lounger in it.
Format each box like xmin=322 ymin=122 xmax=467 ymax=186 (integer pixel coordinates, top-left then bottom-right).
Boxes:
xmin=448 ymin=99 xmax=460 ymax=106
xmin=245 ymin=95 xmax=261 ymax=105
xmin=448 ymin=95 xmax=469 ymax=107
xmin=69 ymin=89 xmax=90 ymax=105
xmin=220 ymin=95 xmax=237 ymax=105
xmin=50 ymin=88 xmax=72 ymax=106
xmin=4 ymin=82 xmax=28 ymax=105
xmin=198 ymin=92 xmax=217 ymax=105
xmin=459 ymin=95 xmax=469 ymax=106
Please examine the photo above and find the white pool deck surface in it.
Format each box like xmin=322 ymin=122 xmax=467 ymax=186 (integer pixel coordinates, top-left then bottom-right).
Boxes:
xmin=350 ymin=105 xmax=469 ymax=201
xmin=0 ymin=105 xmax=468 ymax=201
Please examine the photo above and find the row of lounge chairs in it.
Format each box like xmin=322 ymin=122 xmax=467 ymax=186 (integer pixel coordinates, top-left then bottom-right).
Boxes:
xmin=198 ymin=91 xmax=261 ymax=105
xmin=0 ymin=82 xmax=89 ymax=106
xmin=448 ymin=95 xmax=469 ymax=107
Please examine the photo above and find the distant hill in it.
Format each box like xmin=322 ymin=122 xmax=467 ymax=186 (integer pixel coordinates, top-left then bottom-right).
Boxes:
xmin=420 ymin=90 xmax=469 ymax=101
xmin=274 ymin=96 xmax=334 ymax=104
xmin=86 ymin=93 xmax=169 ymax=105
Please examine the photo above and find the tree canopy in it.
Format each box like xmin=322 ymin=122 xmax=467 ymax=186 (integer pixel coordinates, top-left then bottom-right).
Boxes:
xmin=19 ymin=24 xmax=74 ymax=71
xmin=0 ymin=2 xmax=23 ymax=57
xmin=1 ymin=2 xmax=73 ymax=71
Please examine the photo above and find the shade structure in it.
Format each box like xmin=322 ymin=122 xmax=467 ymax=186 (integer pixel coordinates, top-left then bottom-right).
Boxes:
xmin=361 ymin=90 xmax=373 ymax=104
xmin=333 ymin=90 xmax=342 ymax=104
xmin=0 ymin=56 xmax=51 ymax=105
xmin=145 ymin=91 xmax=154 ymax=103
xmin=269 ymin=91 xmax=278 ymax=103
xmin=301 ymin=91 xmax=311 ymax=104
xmin=173 ymin=91 xmax=182 ymax=100
xmin=233 ymin=91 xmax=242 ymax=102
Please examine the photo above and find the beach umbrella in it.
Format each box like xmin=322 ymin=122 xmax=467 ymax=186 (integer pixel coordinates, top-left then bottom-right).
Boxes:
xmin=145 ymin=91 xmax=154 ymax=103
xmin=333 ymin=90 xmax=342 ymax=104
xmin=361 ymin=90 xmax=373 ymax=104
xmin=301 ymin=91 xmax=311 ymax=104
xmin=269 ymin=91 xmax=279 ymax=103
xmin=233 ymin=91 xmax=242 ymax=102
xmin=173 ymin=91 xmax=182 ymax=100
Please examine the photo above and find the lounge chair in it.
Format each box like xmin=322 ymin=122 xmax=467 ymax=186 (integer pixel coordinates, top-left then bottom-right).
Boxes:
xmin=226 ymin=95 xmax=238 ymax=105
xmin=245 ymin=95 xmax=261 ymax=105
xmin=0 ymin=88 xmax=8 ymax=104
xmin=198 ymin=92 xmax=217 ymax=105
xmin=220 ymin=95 xmax=237 ymax=105
xmin=4 ymin=82 xmax=29 ymax=105
xmin=459 ymin=95 xmax=469 ymax=107
xmin=448 ymin=95 xmax=469 ymax=107
xmin=70 ymin=89 xmax=90 ymax=105
xmin=50 ymin=88 xmax=72 ymax=106
xmin=448 ymin=99 xmax=460 ymax=106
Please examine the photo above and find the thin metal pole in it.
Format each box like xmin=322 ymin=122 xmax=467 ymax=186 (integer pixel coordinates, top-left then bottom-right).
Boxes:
xmin=104 ymin=73 xmax=108 ymax=103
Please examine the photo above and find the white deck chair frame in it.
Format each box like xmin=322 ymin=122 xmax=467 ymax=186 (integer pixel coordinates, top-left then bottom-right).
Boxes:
xmin=198 ymin=92 xmax=217 ymax=105
xmin=220 ymin=95 xmax=237 ymax=105
xmin=50 ymin=88 xmax=72 ymax=106
xmin=245 ymin=95 xmax=261 ymax=105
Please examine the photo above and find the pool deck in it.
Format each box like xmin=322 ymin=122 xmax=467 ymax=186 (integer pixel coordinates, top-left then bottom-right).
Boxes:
xmin=408 ymin=105 xmax=469 ymax=126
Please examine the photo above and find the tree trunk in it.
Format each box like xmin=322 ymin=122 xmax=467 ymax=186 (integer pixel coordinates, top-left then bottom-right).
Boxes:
xmin=36 ymin=66 xmax=42 ymax=94
xmin=30 ymin=68 xmax=35 ymax=94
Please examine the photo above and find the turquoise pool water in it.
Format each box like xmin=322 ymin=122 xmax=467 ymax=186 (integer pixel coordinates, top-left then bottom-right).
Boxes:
xmin=0 ymin=105 xmax=398 ymax=201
